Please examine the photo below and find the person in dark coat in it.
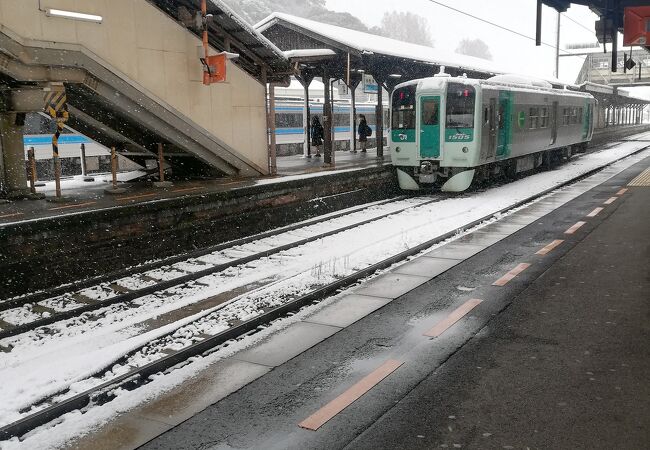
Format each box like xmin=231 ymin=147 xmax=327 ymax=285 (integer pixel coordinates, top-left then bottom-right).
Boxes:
xmin=311 ymin=116 xmax=323 ymax=157
xmin=358 ymin=114 xmax=371 ymax=152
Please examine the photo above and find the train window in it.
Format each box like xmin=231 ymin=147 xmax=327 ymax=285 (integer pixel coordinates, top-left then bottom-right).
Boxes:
xmin=578 ymin=107 xmax=583 ymax=124
xmin=484 ymin=107 xmax=489 ymax=125
xmin=540 ymin=107 xmax=549 ymax=128
xmin=392 ymin=85 xmax=416 ymax=130
xmin=333 ymin=113 xmax=349 ymax=127
xmin=570 ymin=108 xmax=578 ymax=124
xmin=529 ymin=107 xmax=539 ymax=129
xmin=422 ymin=99 xmax=439 ymax=125
xmin=275 ymin=113 xmax=303 ymax=128
xmin=360 ymin=113 xmax=377 ymax=126
xmin=562 ymin=108 xmax=570 ymax=126
xmin=446 ymin=83 xmax=475 ymax=128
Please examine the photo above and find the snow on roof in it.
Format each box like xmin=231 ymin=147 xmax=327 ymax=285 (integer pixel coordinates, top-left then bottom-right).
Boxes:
xmin=487 ymin=74 xmax=553 ymax=89
xmin=255 ymin=12 xmax=502 ymax=75
xmin=580 ymin=81 xmax=615 ymax=94
xmin=211 ymin=0 xmax=287 ymax=63
xmin=283 ymin=49 xmax=337 ymax=58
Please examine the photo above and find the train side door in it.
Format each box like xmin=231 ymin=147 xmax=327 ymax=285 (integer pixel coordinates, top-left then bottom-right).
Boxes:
xmin=551 ymin=101 xmax=559 ymax=145
xmin=419 ymin=96 xmax=440 ymax=158
xmin=496 ymin=92 xmax=512 ymax=159
xmin=582 ymin=101 xmax=592 ymax=139
xmin=488 ymin=98 xmax=497 ymax=157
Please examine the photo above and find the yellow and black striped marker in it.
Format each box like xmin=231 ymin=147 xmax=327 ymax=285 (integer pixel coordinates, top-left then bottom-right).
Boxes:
xmin=44 ymin=90 xmax=69 ymax=157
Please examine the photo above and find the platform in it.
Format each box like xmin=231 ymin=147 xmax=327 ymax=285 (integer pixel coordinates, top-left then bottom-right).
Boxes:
xmin=59 ymin=150 xmax=650 ymax=449
xmin=0 ymin=148 xmax=390 ymax=226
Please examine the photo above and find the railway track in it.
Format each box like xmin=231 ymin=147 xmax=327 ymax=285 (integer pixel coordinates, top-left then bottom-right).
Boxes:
xmin=1 ymin=144 xmax=648 ymax=442
xmin=0 ymin=195 xmax=448 ymax=340
xmin=0 ymin=196 xmax=408 ymax=312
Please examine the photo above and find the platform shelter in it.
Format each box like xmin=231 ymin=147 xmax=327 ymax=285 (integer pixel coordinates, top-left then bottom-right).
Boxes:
xmin=581 ymin=82 xmax=650 ymax=128
xmin=255 ymin=13 xmax=504 ymax=165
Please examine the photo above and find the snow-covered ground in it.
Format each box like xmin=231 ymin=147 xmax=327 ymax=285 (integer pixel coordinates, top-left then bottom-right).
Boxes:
xmin=1 ymin=141 xmax=648 ymax=449
xmin=29 ymin=170 xmax=147 ymax=193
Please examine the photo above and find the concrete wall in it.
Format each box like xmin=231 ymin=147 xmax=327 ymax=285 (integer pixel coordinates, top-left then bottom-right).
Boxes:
xmin=0 ymin=0 xmax=269 ymax=173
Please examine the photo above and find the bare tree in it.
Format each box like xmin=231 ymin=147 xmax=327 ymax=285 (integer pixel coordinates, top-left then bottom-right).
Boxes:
xmin=456 ymin=38 xmax=493 ymax=61
xmin=377 ymin=11 xmax=434 ymax=47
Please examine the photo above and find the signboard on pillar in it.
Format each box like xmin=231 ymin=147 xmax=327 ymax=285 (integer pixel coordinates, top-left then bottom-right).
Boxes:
xmin=362 ymin=75 xmax=378 ymax=94
xmin=336 ymin=80 xmax=349 ymax=96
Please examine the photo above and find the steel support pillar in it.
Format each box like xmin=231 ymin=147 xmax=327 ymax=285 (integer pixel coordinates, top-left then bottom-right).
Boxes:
xmin=303 ymin=82 xmax=311 ymax=157
xmin=269 ymin=83 xmax=277 ymax=174
xmin=0 ymin=112 xmax=30 ymax=199
xmin=376 ymin=85 xmax=384 ymax=159
xmin=80 ymin=143 xmax=88 ymax=176
xmin=330 ymin=79 xmax=336 ymax=164
xmin=348 ymin=77 xmax=361 ymax=152
xmin=296 ymin=73 xmax=314 ymax=158
xmin=323 ymin=73 xmax=333 ymax=165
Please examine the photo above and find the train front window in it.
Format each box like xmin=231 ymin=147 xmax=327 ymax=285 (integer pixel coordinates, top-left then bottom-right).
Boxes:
xmin=421 ymin=99 xmax=438 ymax=125
xmin=392 ymin=85 xmax=416 ymax=130
xmin=446 ymin=83 xmax=475 ymax=129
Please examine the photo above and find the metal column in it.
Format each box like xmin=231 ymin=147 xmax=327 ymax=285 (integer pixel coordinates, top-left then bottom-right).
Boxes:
xmin=376 ymin=86 xmax=384 ymax=159
xmin=348 ymin=77 xmax=361 ymax=153
xmin=303 ymin=83 xmax=311 ymax=157
xmin=323 ymin=73 xmax=333 ymax=165
xmin=269 ymin=83 xmax=277 ymax=174
xmin=80 ymin=143 xmax=88 ymax=176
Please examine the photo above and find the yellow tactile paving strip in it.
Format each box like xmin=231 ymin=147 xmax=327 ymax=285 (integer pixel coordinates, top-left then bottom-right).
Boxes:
xmin=628 ymin=168 xmax=650 ymax=186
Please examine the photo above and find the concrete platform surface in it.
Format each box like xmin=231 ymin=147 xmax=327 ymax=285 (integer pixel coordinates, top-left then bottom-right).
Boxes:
xmin=0 ymin=148 xmax=390 ymax=226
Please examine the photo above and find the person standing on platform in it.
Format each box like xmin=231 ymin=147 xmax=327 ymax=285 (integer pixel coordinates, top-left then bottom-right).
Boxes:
xmin=358 ymin=114 xmax=371 ymax=153
xmin=311 ymin=116 xmax=323 ymax=158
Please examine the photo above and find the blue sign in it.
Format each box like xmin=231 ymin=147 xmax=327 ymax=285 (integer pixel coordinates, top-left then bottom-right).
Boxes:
xmin=363 ymin=74 xmax=378 ymax=94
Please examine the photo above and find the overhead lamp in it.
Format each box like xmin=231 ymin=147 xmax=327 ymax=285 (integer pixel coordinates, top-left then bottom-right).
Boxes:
xmin=46 ymin=8 xmax=103 ymax=23
xmin=388 ymin=73 xmax=402 ymax=78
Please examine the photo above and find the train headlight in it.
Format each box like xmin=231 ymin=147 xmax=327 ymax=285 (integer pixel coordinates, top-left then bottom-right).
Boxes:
xmin=462 ymin=146 xmax=469 ymax=153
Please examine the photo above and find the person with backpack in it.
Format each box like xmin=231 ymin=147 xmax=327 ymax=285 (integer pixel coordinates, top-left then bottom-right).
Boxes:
xmin=311 ymin=116 xmax=323 ymax=157
xmin=358 ymin=114 xmax=372 ymax=153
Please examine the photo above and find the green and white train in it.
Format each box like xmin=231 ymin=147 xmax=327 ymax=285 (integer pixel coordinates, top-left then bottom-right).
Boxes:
xmin=390 ymin=74 xmax=596 ymax=192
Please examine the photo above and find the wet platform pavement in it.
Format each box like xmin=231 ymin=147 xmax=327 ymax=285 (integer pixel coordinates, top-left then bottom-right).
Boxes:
xmin=0 ymin=148 xmax=390 ymax=226
xmin=61 ymin=152 xmax=650 ymax=449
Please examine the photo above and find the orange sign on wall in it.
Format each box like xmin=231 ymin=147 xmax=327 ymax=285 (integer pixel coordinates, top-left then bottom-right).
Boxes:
xmin=624 ymin=6 xmax=650 ymax=46
xmin=201 ymin=53 xmax=227 ymax=85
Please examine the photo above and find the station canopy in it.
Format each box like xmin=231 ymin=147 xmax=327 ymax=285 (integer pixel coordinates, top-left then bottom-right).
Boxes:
xmin=581 ymin=81 xmax=650 ymax=106
xmin=254 ymin=12 xmax=506 ymax=89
